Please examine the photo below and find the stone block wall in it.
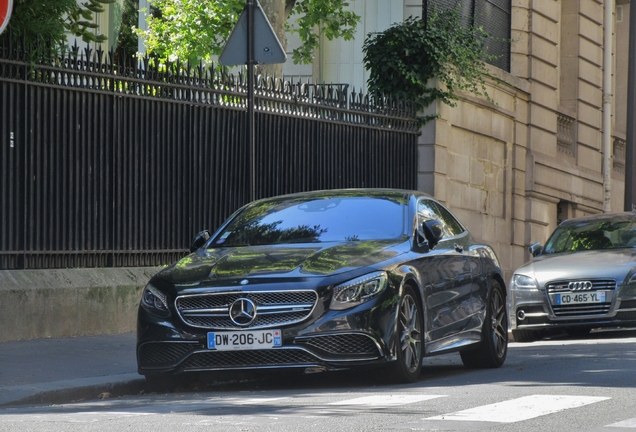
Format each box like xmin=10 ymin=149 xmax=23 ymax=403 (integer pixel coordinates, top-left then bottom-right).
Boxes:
xmin=418 ymin=0 xmax=626 ymax=282
xmin=0 ymin=268 xmax=159 ymax=342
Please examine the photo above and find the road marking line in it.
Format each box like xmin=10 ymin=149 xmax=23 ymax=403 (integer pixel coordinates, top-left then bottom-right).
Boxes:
xmin=225 ymin=397 xmax=289 ymax=405
xmin=426 ymin=394 xmax=610 ymax=423
xmin=607 ymin=417 xmax=636 ymax=428
xmin=330 ymin=394 xmax=445 ymax=406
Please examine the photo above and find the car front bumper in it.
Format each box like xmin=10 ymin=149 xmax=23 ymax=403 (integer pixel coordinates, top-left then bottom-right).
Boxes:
xmin=136 ymin=293 xmax=399 ymax=376
xmin=509 ymin=285 xmax=636 ymax=331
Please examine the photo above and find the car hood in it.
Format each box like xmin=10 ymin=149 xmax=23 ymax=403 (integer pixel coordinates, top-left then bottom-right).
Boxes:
xmin=157 ymin=240 xmax=404 ymax=285
xmin=516 ymin=248 xmax=636 ymax=287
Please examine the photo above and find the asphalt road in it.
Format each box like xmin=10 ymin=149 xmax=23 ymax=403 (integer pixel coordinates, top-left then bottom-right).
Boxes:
xmin=1 ymin=329 xmax=635 ymax=432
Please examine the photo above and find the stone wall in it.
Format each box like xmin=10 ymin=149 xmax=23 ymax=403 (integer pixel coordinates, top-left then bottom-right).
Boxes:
xmin=0 ymin=268 xmax=159 ymax=342
xmin=419 ymin=0 xmax=626 ymax=282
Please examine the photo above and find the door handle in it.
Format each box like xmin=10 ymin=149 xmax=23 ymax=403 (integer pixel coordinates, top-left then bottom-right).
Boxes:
xmin=454 ymin=243 xmax=464 ymax=253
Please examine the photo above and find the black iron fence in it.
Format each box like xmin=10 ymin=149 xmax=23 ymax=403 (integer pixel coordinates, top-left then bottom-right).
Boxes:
xmin=0 ymin=42 xmax=419 ymax=270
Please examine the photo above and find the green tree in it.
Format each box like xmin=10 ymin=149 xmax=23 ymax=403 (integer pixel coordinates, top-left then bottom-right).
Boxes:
xmin=138 ymin=0 xmax=359 ymax=70
xmin=362 ymin=7 xmax=499 ymax=123
xmin=0 ymin=0 xmax=114 ymax=59
xmin=115 ymin=0 xmax=139 ymax=56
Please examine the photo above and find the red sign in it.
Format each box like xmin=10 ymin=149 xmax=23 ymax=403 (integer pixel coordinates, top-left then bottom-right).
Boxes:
xmin=0 ymin=0 xmax=13 ymax=35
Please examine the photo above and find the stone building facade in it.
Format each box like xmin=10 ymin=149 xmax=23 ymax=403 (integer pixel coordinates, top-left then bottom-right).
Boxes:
xmin=418 ymin=0 xmax=629 ymax=281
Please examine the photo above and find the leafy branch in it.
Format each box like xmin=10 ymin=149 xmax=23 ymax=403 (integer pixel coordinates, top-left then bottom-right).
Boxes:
xmin=0 ymin=0 xmax=115 ymax=62
xmin=286 ymin=0 xmax=360 ymax=64
xmin=66 ymin=0 xmax=116 ymax=44
xmin=362 ymin=7 xmax=501 ymax=124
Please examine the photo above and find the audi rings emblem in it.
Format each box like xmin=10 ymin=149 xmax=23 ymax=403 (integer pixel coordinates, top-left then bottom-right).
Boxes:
xmin=568 ymin=281 xmax=593 ymax=291
xmin=229 ymin=298 xmax=257 ymax=326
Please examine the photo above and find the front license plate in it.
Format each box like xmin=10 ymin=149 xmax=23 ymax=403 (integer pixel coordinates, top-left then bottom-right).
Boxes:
xmin=555 ymin=291 xmax=606 ymax=305
xmin=207 ymin=329 xmax=282 ymax=351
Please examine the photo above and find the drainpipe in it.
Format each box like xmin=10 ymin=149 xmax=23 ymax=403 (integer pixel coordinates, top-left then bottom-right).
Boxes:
xmin=603 ymin=0 xmax=614 ymax=213
xmin=626 ymin=0 xmax=636 ymax=211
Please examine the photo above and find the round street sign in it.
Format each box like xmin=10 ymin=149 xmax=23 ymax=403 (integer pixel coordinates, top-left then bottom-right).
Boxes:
xmin=0 ymin=0 xmax=13 ymax=35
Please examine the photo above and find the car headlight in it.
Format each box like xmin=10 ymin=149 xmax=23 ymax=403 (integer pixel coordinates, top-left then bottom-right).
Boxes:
xmin=141 ymin=283 xmax=171 ymax=317
xmin=511 ymin=274 xmax=539 ymax=290
xmin=330 ymin=271 xmax=388 ymax=310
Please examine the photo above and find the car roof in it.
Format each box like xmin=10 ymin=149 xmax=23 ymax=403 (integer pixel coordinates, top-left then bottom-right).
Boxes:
xmin=251 ymin=188 xmax=429 ymax=204
xmin=559 ymin=211 xmax=636 ymax=226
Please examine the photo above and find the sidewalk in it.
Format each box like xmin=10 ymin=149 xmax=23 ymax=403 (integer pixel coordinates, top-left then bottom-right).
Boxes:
xmin=0 ymin=333 xmax=145 ymax=406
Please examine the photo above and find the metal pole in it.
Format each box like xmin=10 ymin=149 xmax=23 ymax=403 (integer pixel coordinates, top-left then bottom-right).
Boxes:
xmin=626 ymin=1 xmax=636 ymax=211
xmin=247 ymin=0 xmax=256 ymax=202
xmin=602 ymin=0 xmax=614 ymax=212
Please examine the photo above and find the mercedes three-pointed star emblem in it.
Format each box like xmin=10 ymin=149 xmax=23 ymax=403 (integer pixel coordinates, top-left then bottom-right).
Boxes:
xmin=229 ymin=298 xmax=257 ymax=326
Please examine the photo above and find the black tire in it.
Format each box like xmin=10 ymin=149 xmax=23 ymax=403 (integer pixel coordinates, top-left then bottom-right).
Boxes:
xmin=460 ymin=280 xmax=508 ymax=368
xmin=387 ymin=285 xmax=423 ymax=383
xmin=512 ymin=329 xmax=541 ymax=343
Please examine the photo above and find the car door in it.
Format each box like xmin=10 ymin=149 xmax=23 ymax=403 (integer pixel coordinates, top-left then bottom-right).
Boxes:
xmin=414 ymin=199 xmax=474 ymax=345
xmin=430 ymin=201 xmax=483 ymax=320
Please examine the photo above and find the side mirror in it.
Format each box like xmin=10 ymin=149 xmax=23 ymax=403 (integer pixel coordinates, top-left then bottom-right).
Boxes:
xmin=418 ymin=219 xmax=444 ymax=250
xmin=190 ymin=230 xmax=211 ymax=252
xmin=529 ymin=242 xmax=543 ymax=257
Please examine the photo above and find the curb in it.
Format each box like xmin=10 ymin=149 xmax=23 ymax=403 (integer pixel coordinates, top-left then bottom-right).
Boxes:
xmin=0 ymin=374 xmax=146 ymax=407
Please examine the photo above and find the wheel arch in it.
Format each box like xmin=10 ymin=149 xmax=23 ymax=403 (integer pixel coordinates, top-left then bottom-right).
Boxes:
xmin=396 ymin=270 xmax=426 ymax=349
xmin=398 ymin=270 xmax=426 ymax=313
xmin=491 ymin=273 xmax=507 ymax=299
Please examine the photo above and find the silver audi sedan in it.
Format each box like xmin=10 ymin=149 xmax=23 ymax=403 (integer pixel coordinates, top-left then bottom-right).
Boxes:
xmin=509 ymin=212 xmax=636 ymax=342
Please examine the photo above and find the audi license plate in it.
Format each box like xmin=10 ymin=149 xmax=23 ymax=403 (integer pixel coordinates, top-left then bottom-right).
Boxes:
xmin=207 ymin=329 xmax=282 ymax=351
xmin=555 ymin=291 xmax=606 ymax=305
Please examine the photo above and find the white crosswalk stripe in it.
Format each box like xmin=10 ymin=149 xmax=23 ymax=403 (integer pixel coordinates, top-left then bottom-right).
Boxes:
xmin=425 ymin=394 xmax=610 ymax=423
xmin=0 ymin=392 xmax=622 ymax=429
xmin=607 ymin=417 xmax=636 ymax=428
xmin=329 ymin=394 xmax=445 ymax=406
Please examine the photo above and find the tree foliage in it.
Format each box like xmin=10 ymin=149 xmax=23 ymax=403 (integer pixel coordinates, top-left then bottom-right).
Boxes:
xmin=68 ymin=0 xmax=117 ymax=44
xmin=362 ymin=7 xmax=499 ymax=122
xmin=1 ymin=0 xmax=70 ymax=45
xmin=139 ymin=0 xmax=244 ymax=64
xmin=0 ymin=0 xmax=114 ymax=61
xmin=115 ymin=0 xmax=140 ymax=56
xmin=137 ymin=0 xmax=359 ymax=66
xmin=286 ymin=0 xmax=359 ymax=64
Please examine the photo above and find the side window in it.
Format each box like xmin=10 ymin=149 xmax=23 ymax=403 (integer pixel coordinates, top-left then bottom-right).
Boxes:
xmin=430 ymin=202 xmax=465 ymax=237
xmin=417 ymin=199 xmax=437 ymax=225
xmin=417 ymin=199 xmax=458 ymax=239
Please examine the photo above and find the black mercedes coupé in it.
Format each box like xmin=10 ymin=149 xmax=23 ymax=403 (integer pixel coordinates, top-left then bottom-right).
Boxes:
xmin=137 ymin=189 xmax=507 ymax=383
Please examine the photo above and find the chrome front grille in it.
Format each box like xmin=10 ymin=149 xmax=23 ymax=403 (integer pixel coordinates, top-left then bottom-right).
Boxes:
xmin=547 ymin=279 xmax=615 ymax=317
xmin=175 ymin=290 xmax=318 ymax=330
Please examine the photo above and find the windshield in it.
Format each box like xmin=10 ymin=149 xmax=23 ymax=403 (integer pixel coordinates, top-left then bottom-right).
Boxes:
xmin=212 ymin=196 xmax=407 ymax=247
xmin=543 ymin=219 xmax=636 ymax=254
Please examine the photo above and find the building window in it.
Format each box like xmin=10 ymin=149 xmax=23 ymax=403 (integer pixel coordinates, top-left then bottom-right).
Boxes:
xmin=423 ymin=0 xmax=511 ymax=72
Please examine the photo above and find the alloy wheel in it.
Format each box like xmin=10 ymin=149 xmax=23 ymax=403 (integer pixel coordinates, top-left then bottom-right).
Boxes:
xmin=490 ymin=287 xmax=507 ymax=359
xmin=398 ymin=293 xmax=422 ymax=373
